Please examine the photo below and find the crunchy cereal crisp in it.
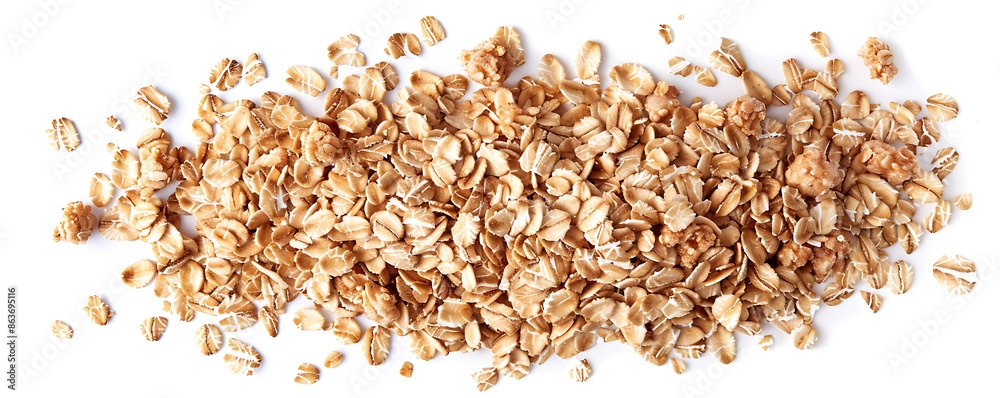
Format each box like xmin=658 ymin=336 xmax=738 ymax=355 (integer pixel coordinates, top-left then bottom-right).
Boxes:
xmin=294 ymin=363 xmax=319 ymax=385
xmin=785 ymin=147 xmax=843 ymax=197
xmin=52 ymin=321 xmax=73 ymax=339
xmin=52 ymin=201 xmax=97 ymax=244
xmin=726 ymin=94 xmax=765 ymax=136
xmin=85 ymin=295 xmax=113 ymax=326
xmin=569 ymin=359 xmax=591 ymax=382
xmin=858 ymin=37 xmax=897 ymax=84
xmin=932 ymin=255 xmax=976 ymax=295
xmin=105 ymin=115 xmax=122 ymax=131
xmin=46 ymin=117 xmax=80 ymax=152
xmin=400 ymin=361 xmax=414 ymax=378
xmin=858 ymin=140 xmax=919 ymax=185
xmin=141 ymin=316 xmax=168 ymax=341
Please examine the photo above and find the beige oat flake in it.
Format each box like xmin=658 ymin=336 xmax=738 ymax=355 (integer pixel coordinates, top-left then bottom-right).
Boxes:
xmin=419 ymin=16 xmax=446 ymax=46
xmin=286 ymin=65 xmax=326 ymax=97
xmin=85 ymin=295 xmax=113 ymax=326
xmin=385 ymin=33 xmax=422 ymax=59
xmin=362 ymin=325 xmax=390 ymax=366
xmin=209 ymin=58 xmax=242 ymax=91
xmin=121 ymin=259 xmax=157 ymax=288
xmin=954 ymin=193 xmax=972 ymax=210
xmin=45 ymin=117 xmax=80 ymax=152
xmin=932 ymin=255 xmax=976 ymax=295
xmin=89 ymin=173 xmax=114 ymax=207
xmin=472 ymin=367 xmax=499 ymax=392
xmin=658 ymin=24 xmax=673 ymax=45
xmin=810 ymin=31 xmax=830 ymax=57
xmin=569 ymin=359 xmax=591 ymax=382
xmin=134 ymin=85 xmax=171 ymax=125
xmin=224 ymin=339 xmax=262 ymax=376
xmin=105 ymin=115 xmax=122 ymax=131
xmin=195 ymin=324 xmax=224 ymax=356
xmin=323 ymin=351 xmax=343 ymax=369
xmin=52 ymin=321 xmax=73 ymax=339
xmin=243 ymin=53 xmax=266 ymax=86
xmin=294 ymin=363 xmax=320 ymax=385
xmin=141 ymin=316 xmax=168 ymax=341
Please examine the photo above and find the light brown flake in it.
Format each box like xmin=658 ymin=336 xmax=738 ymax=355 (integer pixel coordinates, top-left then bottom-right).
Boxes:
xmin=887 ymin=260 xmax=914 ymax=295
xmin=926 ymin=93 xmax=958 ymax=121
xmin=658 ymin=24 xmax=673 ymax=45
xmin=791 ymin=324 xmax=817 ymax=350
xmin=923 ymin=200 xmax=952 ymax=233
xmin=932 ymin=147 xmax=959 ymax=181
xmin=209 ymin=58 xmax=242 ymax=91
xmin=293 ymin=308 xmax=326 ymax=331
xmin=85 ymin=295 xmax=113 ymax=326
xmin=260 ymin=305 xmax=278 ymax=337
xmin=323 ymin=351 xmax=343 ymax=369
xmin=472 ymin=367 xmax=499 ymax=392
xmin=758 ymin=335 xmax=773 ymax=351
xmin=361 ymin=325 xmax=390 ymax=366
xmin=195 ymin=324 xmax=223 ymax=356
xmin=670 ymin=357 xmax=686 ymax=374
xmin=46 ymin=117 xmax=80 ymax=152
xmin=400 ymin=361 xmax=414 ymax=378
xmin=52 ymin=321 xmax=73 ymax=339
xmin=809 ymin=31 xmax=830 ymax=57
xmin=134 ymin=85 xmax=170 ymax=125
xmin=385 ymin=33 xmax=422 ymax=59
xmin=286 ymin=65 xmax=326 ymax=97
xmin=294 ymin=363 xmax=319 ymax=385
xmin=224 ymin=339 xmax=262 ymax=376
xmin=121 ymin=259 xmax=156 ymax=288
xmin=711 ymin=294 xmax=741 ymax=331
xmin=860 ymin=291 xmax=881 ymax=313
xmin=89 ymin=173 xmax=114 ymax=208
xmin=954 ymin=193 xmax=972 ymax=210
xmin=243 ymin=53 xmax=266 ymax=86
xmin=667 ymin=56 xmax=693 ymax=76
xmin=419 ymin=16 xmax=446 ymax=46
xmin=932 ymin=255 xmax=976 ymax=295
xmin=141 ymin=316 xmax=168 ymax=341
xmin=708 ymin=38 xmax=746 ymax=77
xmin=569 ymin=359 xmax=591 ymax=382
xmin=105 ymin=116 xmax=122 ymax=131
xmin=694 ymin=66 xmax=717 ymax=87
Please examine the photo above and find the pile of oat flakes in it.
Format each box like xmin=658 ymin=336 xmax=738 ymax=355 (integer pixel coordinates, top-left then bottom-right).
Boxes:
xmin=47 ymin=18 xmax=975 ymax=390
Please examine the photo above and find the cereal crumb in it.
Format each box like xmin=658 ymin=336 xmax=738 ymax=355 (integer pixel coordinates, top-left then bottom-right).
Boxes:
xmin=858 ymin=37 xmax=897 ymax=84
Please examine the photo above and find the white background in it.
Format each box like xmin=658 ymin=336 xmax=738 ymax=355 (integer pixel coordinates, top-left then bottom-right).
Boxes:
xmin=2 ymin=0 xmax=998 ymax=397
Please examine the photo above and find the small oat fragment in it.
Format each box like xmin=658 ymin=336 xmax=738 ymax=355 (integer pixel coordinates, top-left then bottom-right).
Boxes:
xmin=923 ymin=200 xmax=952 ymax=233
xmin=385 ymin=33 xmax=422 ymax=59
xmin=400 ymin=361 xmax=414 ymax=378
xmin=52 ymin=321 xmax=73 ymax=339
xmin=286 ymin=65 xmax=326 ymax=97
xmin=323 ymin=351 xmax=343 ymax=369
xmin=667 ymin=56 xmax=693 ymax=76
xmin=472 ymin=367 xmax=499 ymax=392
xmin=658 ymin=24 xmax=673 ymax=45
xmin=670 ymin=357 xmax=686 ymax=374
xmin=89 ymin=173 xmax=114 ymax=207
xmin=419 ymin=16 xmax=446 ymax=46
xmin=810 ymin=31 xmax=830 ymax=57
xmin=195 ymin=324 xmax=224 ymax=356
xmin=858 ymin=37 xmax=897 ymax=84
xmin=53 ymin=201 xmax=97 ymax=244
xmin=708 ymin=38 xmax=746 ymax=77
xmin=45 ymin=117 xmax=80 ymax=152
xmin=932 ymin=255 xmax=977 ymax=295
xmin=954 ymin=193 xmax=972 ymax=210
xmin=569 ymin=359 xmax=591 ymax=382
xmin=85 ymin=295 xmax=113 ymax=326
xmin=931 ymin=147 xmax=959 ymax=181
xmin=887 ymin=260 xmax=914 ymax=295
xmin=105 ymin=116 xmax=122 ymax=131
xmin=141 ymin=316 xmax=168 ymax=341
xmin=328 ymin=34 xmax=366 ymax=77
xmin=243 ymin=53 xmax=266 ymax=86
xmin=224 ymin=339 xmax=262 ymax=376
xmin=362 ymin=325 xmax=390 ymax=366
xmin=191 ymin=118 xmax=213 ymax=141
xmin=860 ymin=291 xmax=881 ymax=313
xmin=694 ymin=66 xmax=717 ymax=87
xmin=926 ymin=93 xmax=958 ymax=121
xmin=198 ymin=84 xmax=211 ymax=94
xmin=134 ymin=85 xmax=170 ymax=125
xmin=294 ymin=363 xmax=319 ymax=385
xmin=758 ymin=335 xmax=773 ymax=351
xmin=121 ymin=259 xmax=156 ymax=288
xmin=259 ymin=306 xmax=278 ymax=337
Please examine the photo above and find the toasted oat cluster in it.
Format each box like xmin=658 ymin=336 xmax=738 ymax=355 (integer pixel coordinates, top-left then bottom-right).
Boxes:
xmin=50 ymin=18 xmax=969 ymax=390
xmin=52 ymin=201 xmax=97 ymax=244
xmin=858 ymin=37 xmax=897 ymax=84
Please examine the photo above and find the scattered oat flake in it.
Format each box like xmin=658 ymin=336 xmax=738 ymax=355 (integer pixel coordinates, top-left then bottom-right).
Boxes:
xmin=286 ymin=65 xmax=326 ymax=97
xmin=758 ymin=335 xmax=773 ymax=351
xmin=860 ymin=291 xmax=881 ymax=313
xmin=89 ymin=173 xmax=114 ymax=208
xmin=141 ymin=316 xmax=168 ymax=341
xmin=670 ymin=357 xmax=686 ymax=374
xmin=385 ymin=33 xmax=422 ymax=59
xmin=658 ymin=24 xmax=673 ymax=45
xmin=85 ymin=295 xmax=113 ymax=326
xmin=46 ymin=117 xmax=80 ymax=152
xmin=195 ymin=324 xmax=223 ymax=356
xmin=105 ymin=116 xmax=122 ymax=131
xmin=419 ymin=16 xmax=445 ymax=46
xmin=472 ymin=367 xmax=499 ymax=392
xmin=52 ymin=321 xmax=73 ymax=339
xmin=294 ymin=363 xmax=319 ymax=385
xmin=209 ymin=58 xmax=242 ymax=91
xmin=134 ymin=85 xmax=170 ymax=125
xmin=569 ymin=359 xmax=591 ymax=382
xmin=400 ymin=361 xmax=414 ymax=378
xmin=243 ymin=53 xmax=266 ymax=86
xmin=810 ymin=31 xmax=830 ymax=57
xmin=933 ymin=255 xmax=977 ymax=295
xmin=224 ymin=339 xmax=261 ymax=376
xmin=323 ymin=351 xmax=343 ymax=369
xmin=954 ymin=193 xmax=972 ymax=210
